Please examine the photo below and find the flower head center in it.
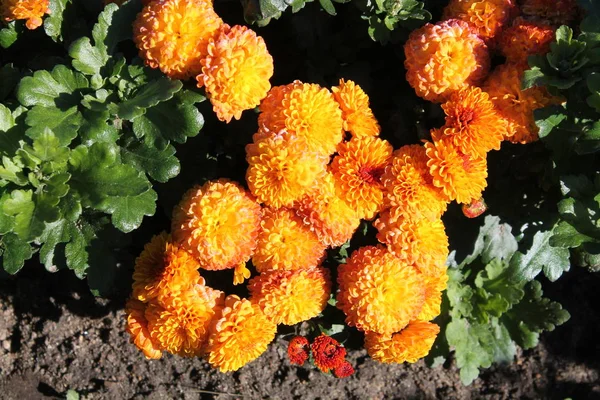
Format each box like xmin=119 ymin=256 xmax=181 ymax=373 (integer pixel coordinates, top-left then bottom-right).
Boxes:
xmin=358 ymin=165 xmax=384 ymax=184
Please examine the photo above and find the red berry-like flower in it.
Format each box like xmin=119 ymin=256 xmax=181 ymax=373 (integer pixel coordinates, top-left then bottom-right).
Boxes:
xmin=462 ymin=197 xmax=487 ymax=218
xmin=333 ymin=361 xmax=355 ymax=378
xmin=311 ymin=334 xmax=346 ymax=373
xmin=287 ymin=336 xmax=310 ymax=366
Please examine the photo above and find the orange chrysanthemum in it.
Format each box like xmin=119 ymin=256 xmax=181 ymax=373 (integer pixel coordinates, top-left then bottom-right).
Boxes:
xmin=331 ymin=79 xmax=380 ymax=138
xmin=248 ymin=266 xmax=331 ymax=325
xmin=381 ymin=145 xmax=449 ymax=221
xmin=1 ymin=0 xmax=49 ymax=29
xmin=206 ymin=295 xmax=277 ymax=372
xmin=404 ymin=19 xmax=490 ymax=102
xmin=498 ymin=18 xmax=555 ymax=64
xmin=258 ymin=81 xmax=344 ymax=156
xmin=521 ymin=0 xmax=579 ymax=26
xmin=425 ymin=137 xmax=488 ymax=204
xmin=365 ymin=321 xmax=440 ymax=363
xmin=132 ymin=232 xmax=200 ymax=302
xmin=333 ymin=361 xmax=355 ymax=378
xmin=171 ymin=179 xmax=261 ymax=271
xmin=287 ymin=336 xmax=310 ymax=366
xmin=197 ymin=24 xmax=273 ymax=123
xmin=252 ymin=207 xmax=326 ymax=272
xmin=337 ymin=246 xmax=426 ymax=335
xmin=311 ymin=334 xmax=346 ymax=373
xmin=296 ymin=173 xmax=361 ymax=247
xmin=331 ymin=136 xmax=393 ymax=220
xmin=246 ymin=134 xmax=327 ymax=208
xmin=374 ymin=210 xmax=449 ymax=271
xmin=442 ymin=0 xmax=516 ymax=44
xmin=432 ymin=86 xmax=506 ymax=158
xmin=462 ymin=197 xmax=487 ymax=218
xmin=483 ymin=63 xmax=563 ymax=143
xmin=125 ymin=298 xmax=163 ymax=359
xmin=416 ymin=267 xmax=448 ymax=321
xmin=132 ymin=0 xmax=223 ymax=79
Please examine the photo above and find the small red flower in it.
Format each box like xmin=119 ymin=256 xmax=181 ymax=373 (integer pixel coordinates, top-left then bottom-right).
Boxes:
xmin=287 ymin=336 xmax=310 ymax=366
xmin=311 ymin=334 xmax=346 ymax=373
xmin=462 ymin=197 xmax=487 ymax=218
xmin=333 ymin=361 xmax=355 ymax=378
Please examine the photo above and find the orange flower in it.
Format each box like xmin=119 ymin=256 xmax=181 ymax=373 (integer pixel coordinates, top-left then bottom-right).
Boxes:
xmin=333 ymin=361 xmax=355 ymax=378
xmin=433 ymin=86 xmax=506 ymax=158
xmin=171 ymin=179 xmax=262 ymax=271
xmin=246 ymin=134 xmax=327 ymax=208
xmin=132 ymin=232 xmax=200 ymax=302
xmin=206 ymin=295 xmax=277 ymax=372
xmin=381 ymin=145 xmax=449 ymax=220
xmin=365 ymin=321 xmax=440 ymax=363
xmin=248 ymin=266 xmax=331 ymax=325
xmin=197 ymin=24 xmax=273 ymax=123
xmin=498 ymin=18 xmax=555 ymax=64
xmin=287 ymin=336 xmax=310 ymax=366
xmin=404 ymin=19 xmax=490 ymax=102
xmin=311 ymin=334 xmax=346 ymax=373
xmin=521 ymin=0 xmax=579 ymax=26
xmin=483 ymin=63 xmax=562 ymax=143
xmin=425 ymin=137 xmax=488 ymax=204
xmin=416 ymin=267 xmax=448 ymax=321
xmin=1 ymin=0 xmax=49 ymax=29
xmin=252 ymin=207 xmax=326 ymax=272
xmin=258 ymin=81 xmax=344 ymax=156
xmin=125 ymin=298 xmax=163 ymax=359
xmin=442 ymin=0 xmax=516 ymax=44
xmin=331 ymin=79 xmax=380 ymax=138
xmin=337 ymin=246 xmax=425 ymax=335
xmin=133 ymin=0 xmax=223 ymax=79
xmin=462 ymin=197 xmax=487 ymax=218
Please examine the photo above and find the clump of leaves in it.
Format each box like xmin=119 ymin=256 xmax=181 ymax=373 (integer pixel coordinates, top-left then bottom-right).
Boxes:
xmin=355 ymin=0 xmax=430 ymax=44
xmin=241 ymin=0 xmax=351 ymax=26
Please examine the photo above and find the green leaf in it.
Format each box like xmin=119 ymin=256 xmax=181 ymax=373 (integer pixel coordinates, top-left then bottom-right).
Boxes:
xmin=0 ymin=64 xmax=20 ymax=101
xmin=475 ymin=258 xmax=525 ymax=308
xmin=1 ymin=233 xmax=33 ymax=274
xmin=534 ymin=105 xmax=567 ymax=139
xmin=446 ymin=268 xmax=474 ymax=318
xmin=117 ymin=78 xmax=183 ymax=120
xmin=25 ymin=106 xmax=83 ymax=146
xmin=66 ymin=389 xmax=80 ymax=400
xmin=0 ymin=156 xmax=28 ymax=186
xmin=20 ymin=128 xmax=70 ymax=174
xmin=550 ymin=220 xmax=598 ymax=247
xmin=509 ymin=228 xmax=570 ymax=282
xmin=446 ymin=318 xmax=494 ymax=385
xmin=121 ymin=142 xmax=180 ymax=183
xmin=522 ymin=67 xmax=546 ymax=90
xmin=461 ymin=216 xmax=518 ymax=266
xmin=319 ymin=0 xmax=337 ymax=15
xmin=79 ymin=109 xmax=119 ymax=145
xmin=0 ymin=21 xmax=21 ymax=49
xmin=16 ymin=65 xmax=88 ymax=108
xmin=44 ymin=0 xmax=71 ymax=41
xmin=94 ymin=1 xmax=142 ymax=56
xmin=2 ymin=189 xmax=45 ymax=241
xmin=99 ymin=188 xmax=157 ymax=233
xmin=69 ymin=37 xmax=107 ymax=76
xmin=0 ymin=193 xmax=15 ymax=234
xmin=489 ymin=318 xmax=516 ymax=363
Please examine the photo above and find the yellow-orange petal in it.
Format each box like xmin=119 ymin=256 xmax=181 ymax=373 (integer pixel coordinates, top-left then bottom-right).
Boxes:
xmin=442 ymin=0 xmax=516 ymax=44
xmin=125 ymin=298 xmax=163 ymax=359
xmin=416 ymin=267 xmax=448 ymax=321
xmin=365 ymin=321 xmax=440 ymax=363
xmin=497 ymin=18 xmax=555 ymax=64
xmin=331 ymin=79 xmax=380 ymax=138
xmin=1 ymin=0 xmax=49 ymax=29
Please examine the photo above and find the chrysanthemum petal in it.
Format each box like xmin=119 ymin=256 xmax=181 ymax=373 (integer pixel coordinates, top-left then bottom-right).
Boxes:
xmin=332 ymin=79 xmax=380 ymax=138
xmin=365 ymin=321 xmax=440 ymax=363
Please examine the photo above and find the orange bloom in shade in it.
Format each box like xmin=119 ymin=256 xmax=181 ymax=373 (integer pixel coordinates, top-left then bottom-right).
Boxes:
xmin=381 ymin=145 xmax=449 ymax=221
xmin=1 ymin=0 xmax=49 ymax=29
xmin=132 ymin=232 xmax=200 ymax=302
xmin=246 ymin=134 xmax=327 ymax=208
xmin=521 ymin=0 xmax=579 ymax=26
xmin=404 ymin=19 xmax=490 ymax=103
xmin=296 ymin=173 xmax=361 ymax=248
xmin=248 ymin=266 xmax=331 ymax=325
xmin=125 ymin=298 xmax=163 ymax=359
xmin=258 ymin=81 xmax=344 ymax=156
xmin=333 ymin=361 xmax=355 ymax=378
xmin=483 ymin=63 xmax=563 ymax=144
xmin=252 ymin=207 xmax=326 ymax=273
xmin=171 ymin=179 xmax=261 ymax=271
xmin=331 ymin=136 xmax=393 ymax=220
xmin=311 ymin=334 xmax=346 ymax=373
xmin=331 ymin=79 xmax=380 ymax=138
xmin=132 ymin=0 xmax=223 ymax=80
xmin=425 ymin=137 xmax=488 ymax=204
xmin=365 ymin=321 xmax=440 ymax=363
xmin=416 ymin=267 xmax=448 ymax=321
xmin=287 ymin=336 xmax=310 ymax=366
xmin=337 ymin=246 xmax=426 ymax=335
xmin=197 ymin=24 xmax=273 ymax=123
xmin=497 ymin=18 xmax=555 ymax=64
xmin=206 ymin=295 xmax=277 ymax=372
xmin=374 ymin=209 xmax=449 ymax=270
xmin=442 ymin=0 xmax=516 ymax=44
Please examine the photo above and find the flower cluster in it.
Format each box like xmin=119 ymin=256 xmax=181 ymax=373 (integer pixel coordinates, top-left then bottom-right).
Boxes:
xmin=132 ymin=0 xmax=273 ymax=122
xmin=287 ymin=335 xmax=355 ymax=378
xmin=1 ymin=0 xmax=49 ymax=30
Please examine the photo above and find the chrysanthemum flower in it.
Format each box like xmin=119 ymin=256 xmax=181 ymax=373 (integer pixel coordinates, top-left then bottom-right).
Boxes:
xmin=233 ymin=262 xmax=251 ymax=285
xmin=365 ymin=321 xmax=440 ymax=363
xmin=462 ymin=197 xmax=487 ymax=218
xmin=333 ymin=361 xmax=355 ymax=378
xmin=425 ymin=137 xmax=488 ymax=204
xmin=206 ymin=295 xmax=277 ymax=372
xmin=296 ymin=173 xmax=361 ymax=247
xmin=521 ymin=0 xmax=579 ymax=26
xmin=483 ymin=63 xmax=563 ymax=143
xmin=197 ymin=24 xmax=273 ymax=123
xmin=404 ymin=19 xmax=490 ymax=102
xmin=374 ymin=210 xmax=449 ymax=270
xmin=497 ymin=18 xmax=555 ymax=64
xmin=1 ymin=0 xmax=49 ymax=29
xmin=442 ymin=0 xmax=516 ymax=44
xmin=172 ymin=179 xmax=261 ymax=271
xmin=246 ymin=134 xmax=327 ymax=208
xmin=248 ymin=266 xmax=331 ymax=325
xmin=287 ymin=336 xmax=310 ymax=366
xmin=133 ymin=0 xmax=223 ymax=79
xmin=432 ymin=86 xmax=506 ymax=158
xmin=258 ymin=81 xmax=344 ymax=156
xmin=381 ymin=145 xmax=449 ymax=221
xmin=125 ymin=298 xmax=163 ymax=359
xmin=337 ymin=246 xmax=426 ymax=335
xmin=416 ymin=267 xmax=448 ymax=321
xmin=132 ymin=232 xmax=200 ymax=302
xmin=311 ymin=334 xmax=346 ymax=373
xmin=331 ymin=79 xmax=380 ymax=138
xmin=252 ymin=207 xmax=326 ymax=272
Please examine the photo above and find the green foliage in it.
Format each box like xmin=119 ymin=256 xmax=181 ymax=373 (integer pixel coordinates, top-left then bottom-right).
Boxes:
xmin=356 ymin=0 xmax=430 ymax=44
